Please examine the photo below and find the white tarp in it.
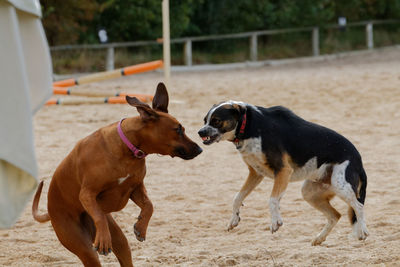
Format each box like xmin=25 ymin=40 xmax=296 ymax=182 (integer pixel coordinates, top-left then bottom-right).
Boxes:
xmin=0 ymin=0 xmax=52 ymax=228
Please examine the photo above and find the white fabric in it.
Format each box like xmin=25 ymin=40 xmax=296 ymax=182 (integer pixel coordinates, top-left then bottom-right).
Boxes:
xmin=0 ymin=1 xmax=52 ymax=228
xmin=5 ymin=0 xmax=41 ymax=17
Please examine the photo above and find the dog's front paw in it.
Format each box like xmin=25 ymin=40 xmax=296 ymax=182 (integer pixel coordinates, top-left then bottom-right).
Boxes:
xmin=227 ymin=212 xmax=241 ymax=231
xmin=311 ymin=235 xmax=325 ymax=246
xmin=93 ymin=230 xmax=113 ymax=256
xmin=270 ymin=217 xmax=283 ymax=233
xmin=134 ymin=223 xmax=146 ymax=242
xmin=353 ymin=222 xmax=369 ymax=241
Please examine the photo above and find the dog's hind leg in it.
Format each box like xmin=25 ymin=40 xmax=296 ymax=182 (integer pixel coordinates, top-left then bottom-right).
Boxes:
xmin=50 ymin=213 xmax=101 ymax=267
xmin=81 ymin=212 xmax=133 ymax=267
xmin=301 ymin=180 xmax=341 ymax=246
xmin=130 ymin=183 xmax=154 ymax=242
xmin=227 ymin=165 xmax=263 ymax=231
xmin=106 ymin=214 xmax=134 ymax=267
xmin=331 ymin=161 xmax=368 ymax=241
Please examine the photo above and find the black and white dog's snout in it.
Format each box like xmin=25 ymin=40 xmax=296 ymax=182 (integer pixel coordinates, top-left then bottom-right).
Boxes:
xmin=198 ymin=125 xmax=220 ymax=145
xmin=199 ymin=100 xmax=246 ymax=145
xmin=197 ymin=126 xmax=209 ymax=137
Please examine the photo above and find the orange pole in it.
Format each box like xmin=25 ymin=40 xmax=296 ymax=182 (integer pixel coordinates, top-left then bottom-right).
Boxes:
xmin=45 ymin=99 xmax=59 ymax=105
xmin=115 ymin=93 xmax=153 ymax=102
xmin=52 ymin=87 xmax=153 ymax=101
xmin=106 ymin=97 xmax=127 ymax=104
xmin=122 ymin=60 xmax=163 ymax=76
xmin=45 ymin=94 xmax=153 ymax=106
xmin=53 ymin=79 xmax=76 ymax=87
xmin=52 ymin=60 xmax=163 ymax=87
xmin=53 ymin=87 xmax=70 ymax=95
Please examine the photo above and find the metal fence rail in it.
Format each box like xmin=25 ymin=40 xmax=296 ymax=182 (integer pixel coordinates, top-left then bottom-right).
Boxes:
xmin=50 ymin=20 xmax=400 ymax=71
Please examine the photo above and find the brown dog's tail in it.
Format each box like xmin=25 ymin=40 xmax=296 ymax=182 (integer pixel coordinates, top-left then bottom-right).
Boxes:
xmin=32 ymin=181 xmax=50 ymax=223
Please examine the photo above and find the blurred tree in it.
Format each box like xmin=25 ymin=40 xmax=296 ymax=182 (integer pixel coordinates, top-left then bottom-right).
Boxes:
xmin=185 ymin=0 xmax=274 ymax=35
xmin=92 ymin=0 xmax=162 ymax=42
xmin=41 ymin=0 xmax=400 ymax=45
xmin=41 ymin=0 xmax=99 ymax=45
xmin=268 ymin=0 xmax=335 ymax=28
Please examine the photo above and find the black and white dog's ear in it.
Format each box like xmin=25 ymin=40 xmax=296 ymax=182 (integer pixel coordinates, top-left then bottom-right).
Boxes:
xmin=232 ymin=103 xmax=247 ymax=117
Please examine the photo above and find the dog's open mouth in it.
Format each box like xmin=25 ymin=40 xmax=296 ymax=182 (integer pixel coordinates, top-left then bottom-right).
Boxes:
xmin=201 ymin=135 xmax=218 ymax=145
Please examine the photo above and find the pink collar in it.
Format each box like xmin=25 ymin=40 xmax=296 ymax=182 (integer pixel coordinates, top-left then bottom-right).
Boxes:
xmin=117 ymin=118 xmax=146 ymax=158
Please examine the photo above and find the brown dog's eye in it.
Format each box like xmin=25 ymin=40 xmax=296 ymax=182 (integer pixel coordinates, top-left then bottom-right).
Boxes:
xmin=175 ymin=124 xmax=184 ymax=136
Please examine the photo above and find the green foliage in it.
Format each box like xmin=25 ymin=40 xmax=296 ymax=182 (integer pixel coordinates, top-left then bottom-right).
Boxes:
xmin=41 ymin=0 xmax=400 ymax=46
xmin=42 ymin=0 xmax=400 ymax=73
xmin=92 ymin=0 xmax=162 ymax=42
xmin=41 ymin=0 xmax=99 ymax=45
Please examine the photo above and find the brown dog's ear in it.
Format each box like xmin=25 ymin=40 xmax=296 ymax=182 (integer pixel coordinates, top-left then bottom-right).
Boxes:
xmin=126 ymin=96 xmax=159 ymax=120
xmin=152 ymin=82 xmax=169 ymax=113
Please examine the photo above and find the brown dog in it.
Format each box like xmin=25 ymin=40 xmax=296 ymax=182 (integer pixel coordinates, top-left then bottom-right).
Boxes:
xmin=32 ymin=83 xmax=202 ymax=266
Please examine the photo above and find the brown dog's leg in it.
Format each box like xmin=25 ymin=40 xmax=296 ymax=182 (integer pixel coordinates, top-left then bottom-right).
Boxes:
xmin=130 ymin=183 xmax=153 ymax=242
xmin=106 ymin=214 xmax=134 ymax=267
xmin=269 ymin=154 xmax=293 ymax=233
xmin=227 ymin=165 xmax=263 ymax=231
xmin=79 ymin=187 xmax=112 ymax=255
xmin=50 ymin=215 xmax=101 ymax=267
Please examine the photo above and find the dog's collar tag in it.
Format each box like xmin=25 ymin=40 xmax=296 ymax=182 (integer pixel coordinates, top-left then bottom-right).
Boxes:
xmin=117 ymin=118 xmax=147 ymax=159
xmin=233 ymin=113 xmax=247 ymax=146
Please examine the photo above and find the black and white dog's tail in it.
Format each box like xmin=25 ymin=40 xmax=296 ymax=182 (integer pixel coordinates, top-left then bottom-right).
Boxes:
xmin=348 ymin=167 xmax=367 ymax=224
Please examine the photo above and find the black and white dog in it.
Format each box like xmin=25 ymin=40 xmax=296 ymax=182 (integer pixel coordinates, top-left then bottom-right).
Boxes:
xmin=198 ymin=101 xmax=368 ymax=245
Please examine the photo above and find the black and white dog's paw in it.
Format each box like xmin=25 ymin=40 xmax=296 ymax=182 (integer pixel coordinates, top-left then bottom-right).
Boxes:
xmin=227 ymin=213 xmax=241 ymax=231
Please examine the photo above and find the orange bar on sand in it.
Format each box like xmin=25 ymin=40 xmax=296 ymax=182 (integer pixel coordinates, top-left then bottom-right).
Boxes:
xmin=53 ymin=78 xmax=76 ymax=87
xmin=118 ymin=93 xmax=153 ymax=102
xmin=107 ymin=97 xmax=127 ymax=104
xmin=123 ymin=60 xmax=163 ymax=76
xmin=53 ymin=87 xmax=69 ymax=95
xmin=108 ymin=94 xmax=153 ymax=103
xmin=46 ymin=99 xmax=58 ymax=105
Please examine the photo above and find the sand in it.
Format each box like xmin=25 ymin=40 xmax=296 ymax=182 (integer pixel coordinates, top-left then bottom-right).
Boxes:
xmin=1 ymin=47 xmax=399 ymax=266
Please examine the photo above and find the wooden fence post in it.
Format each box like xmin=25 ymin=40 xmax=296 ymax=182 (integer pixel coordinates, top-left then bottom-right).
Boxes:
xmin=312 ymin=27 xmax=319 ymax=56
xmin=162 ymin=0 xmax=171 ymax=88
xmin=366 ymin=22 xmax=374 ymax=49
xmin=106 ymin=46 xmax=114 ymax=71
xmin=184 ymin=39 xmax=192 ymax=66
xmin=250 ymin=34 xmax=258 ymax=61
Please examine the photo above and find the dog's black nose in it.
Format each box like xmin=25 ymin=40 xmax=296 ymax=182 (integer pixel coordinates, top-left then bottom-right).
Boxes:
xmin=198 ymin=128 xmax=207 ymax=137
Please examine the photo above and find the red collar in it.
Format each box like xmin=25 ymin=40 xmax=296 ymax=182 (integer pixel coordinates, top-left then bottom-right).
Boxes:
xmin=233 ymin=113 xmax=247 ymax=144
xmin=117 ymin=118 xmax=147 ymax=158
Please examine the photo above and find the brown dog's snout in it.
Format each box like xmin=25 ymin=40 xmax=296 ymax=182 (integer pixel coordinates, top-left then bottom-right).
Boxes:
xmin=193 ymin=144 xmax=203 ymax=156
xmin=175 ymin=141 xmax=202 ymax=160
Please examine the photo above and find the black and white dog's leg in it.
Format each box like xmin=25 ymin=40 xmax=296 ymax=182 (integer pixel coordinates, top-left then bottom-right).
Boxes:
xmin=228 ymin=166 xmax=263 ymax=231
xmin=331 ymin=161 xmax=369 ymax=240
xmin=269 ymin=155 xmax=293 ymax=233
xmin=302 ymin=180 xmax=341 ymax=245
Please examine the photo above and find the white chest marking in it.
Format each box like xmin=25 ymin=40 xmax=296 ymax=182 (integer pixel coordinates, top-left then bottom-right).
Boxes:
xmin=118 ymin=174 xmax=130 ymax=185
xmin=238 ymin=137 xmax=275 ymax=178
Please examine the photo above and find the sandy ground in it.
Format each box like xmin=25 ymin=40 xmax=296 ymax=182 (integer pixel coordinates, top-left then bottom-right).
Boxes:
xmin=1 ymin=47 xmax=400 ymax=266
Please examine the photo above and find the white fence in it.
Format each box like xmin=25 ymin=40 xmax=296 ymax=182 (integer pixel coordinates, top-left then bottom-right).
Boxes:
xmin=50 ymin=20 xmax=399 ymax=71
